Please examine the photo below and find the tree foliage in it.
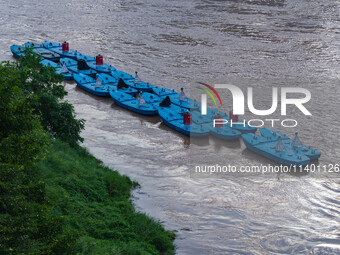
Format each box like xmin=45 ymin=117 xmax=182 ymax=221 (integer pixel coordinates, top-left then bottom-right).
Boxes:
xmin=8 ymin=49 xmax=85 ymax=146
xmin=0 ymin=50 xmax=174 ymax=254
xmin=0 ymin=51 xmax=82 ymax=254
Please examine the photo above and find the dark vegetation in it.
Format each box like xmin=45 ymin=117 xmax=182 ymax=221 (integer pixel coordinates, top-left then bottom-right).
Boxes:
xmin=0 ymin=50 xmax=175 ymax=254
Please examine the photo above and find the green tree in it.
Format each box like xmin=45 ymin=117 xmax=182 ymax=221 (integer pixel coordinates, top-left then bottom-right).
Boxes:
xmin=0 ymin=60 xmax=48 ymax=167
xmin=13 ymin=48 xmax=85 ymax=146
xmin=0 ymin=59 xmax=77 ymax=254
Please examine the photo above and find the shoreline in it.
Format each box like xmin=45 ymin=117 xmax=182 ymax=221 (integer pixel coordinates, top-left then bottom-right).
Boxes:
xmin=0 ymin=53 xmax=175 ymax=254
xmin=38 ymin=140 xmax=176 ymax=254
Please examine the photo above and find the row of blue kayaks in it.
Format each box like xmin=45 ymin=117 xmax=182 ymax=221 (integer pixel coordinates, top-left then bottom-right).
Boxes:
xmin=10 ymin=41 xmax=321 ymax=166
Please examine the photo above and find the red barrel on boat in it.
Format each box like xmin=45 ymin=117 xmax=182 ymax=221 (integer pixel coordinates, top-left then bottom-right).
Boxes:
xmin=229 ymin=111 xmax=238 ymax=122
xmin=96 ymin=55 xmax=103 ymax=65
xmin=183 ymin=111 xmax=192 ymax=125
xmin=214 ymin=114 xmax=223 ymax=128
xmin=62 ymin=41 xmax=69 ymax=52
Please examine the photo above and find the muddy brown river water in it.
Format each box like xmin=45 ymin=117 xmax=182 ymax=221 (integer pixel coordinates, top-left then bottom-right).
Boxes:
xmin=0 ymin=0 xmax=339 ymax=254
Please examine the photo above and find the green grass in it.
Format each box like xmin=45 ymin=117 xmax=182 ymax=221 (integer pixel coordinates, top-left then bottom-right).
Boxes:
xmin=37 ymin=140 xmax=175 ymax=254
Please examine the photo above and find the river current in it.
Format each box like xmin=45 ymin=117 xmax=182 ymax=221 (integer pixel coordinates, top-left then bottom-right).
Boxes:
xmin=0 ymin=0 xmax=339 ymax=254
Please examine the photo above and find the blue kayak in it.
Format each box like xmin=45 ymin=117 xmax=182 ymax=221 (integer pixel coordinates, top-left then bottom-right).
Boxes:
xmin=73 ymin=73 xmax=109 ymax=96
xmin=209 ymin=126 xmax=242 ymax=140
xmin=120 ymin=72 xmax=153 ymax=92
xmin=60 ymin=57 xmax=97 ymax=77
xmin=152 ymin=86 xmax=178 ymax=97
xmin=159 ymin=103 xmax=186 ymax=120
xmin=157 ymin=87 xmax=200 ymax=110
xmin=140 ymin=92 xmax=163 ymax=104
xmin=114 ymin=71 xmax=153 ymax=92
xmin=203 ymin=107 xmax=257 ymax=134
xmin=24 ymin=42 xmax=60 ymax=61
xmin=86 ymin=60 xmax=116 ymax=74
xmin=189 ymin=107 xmax=254 ymax=134
xmin=40 ymin=59 xmax=73 ymax=80
xmin=242 ymin=133 xmax=310 ymax=166
xmin=259 ymin=128 xmax=321 ymax=160
xmin=158 ymin=105 xmax=210 ymax=137
xmin=10 ymin=45 xmax=25 ymax=58
xmin=42 ymin=41 xmax=78 ymax=59
xmin=76 ymin=53 xmax=96 ymax=62
xmin=74 ymin=73 xmax=138 ymax=96
xmin=96 ymin=73 xmax=116 ymax=85
xmin=97 ymin=73 xmax=138 ymax=95
xmin=191 ymin=111 xmax=241 ymax=140
xmin=121 ymin=80 xmax=154 ymax=92
xmin=167 ymin=93 xmax=200 ymax=110
xmin=191 ymin=110 xmax=215 ymax=125
xmin=110 ymin=70 xmax=154 ymax=92
xmin=110 ymin=69 xmax=135 ymax=81
xmin=110 ymin=91 xmax=159 ymax=115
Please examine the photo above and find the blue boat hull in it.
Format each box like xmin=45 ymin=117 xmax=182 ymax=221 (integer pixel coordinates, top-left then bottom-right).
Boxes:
xmin=110 ymin=70 xmax=134 ymax=80
xmin=191 ymin=110 xmax=256 ymax=135
xmin=259 ymin=128 xmax=321 ymax=160
xmin=63 ymin=74 xmax=74 ymax=80
xmin=113 ymin=99 xmax=158 ymax=115
xmin=40 ymin=59 xmax=73 ymax=80
xmin=231 ymin=125 xmax=257 ymax=134
xmin=152 ymin=86 xmax=177 ymax=97
xmin=74 ymin=73 xmax=109 ymax=96
xmin=210 ymin=128 xmax=241 ymax=140
xmin=160 ymin=116 xmax=210 ymax=137
xmin=243 ymin=139 xmax=308 ymax=166
xmin=160 ymin=116 xmax=188 ymax=136
xmin=10 ymin=45 xmax=24 ymax=58
xmin=46 ymin=48 xmax=77 ymax=59
xmin=60 ymin=57 xmax=97 ymax=77
xmin=204 ymin=108 xmax=257 ymax=134
xmin=42 ymin=41 xmax=78 ymax=59
xmin=109 ymin=91 xmax=159 ymax=115
xmin=168 ymin=94 xmax=200 ymax=111
xmin=76 ymin=82 xmax=109 ymax=96
xmin=11 ymin=44 xmax=60 ymax=61
xmin=158 ymin=106 xmax=210 ymax=137
xmin=69 ymin=67 xmax=97 ymax=77
xmin=242 ymin=134 xmax=310 ymax=166
xmin=124 ymin=80 xmax=154 ymax=92
xmin=24 ymin=42 xmax=61 ymax=61
xmin=87 ymin=62 xmax=116 ymax=74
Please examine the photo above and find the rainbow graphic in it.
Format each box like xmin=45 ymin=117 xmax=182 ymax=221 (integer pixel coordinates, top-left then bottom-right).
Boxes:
xmin=196 ymin=82 xmax=223 ymax=106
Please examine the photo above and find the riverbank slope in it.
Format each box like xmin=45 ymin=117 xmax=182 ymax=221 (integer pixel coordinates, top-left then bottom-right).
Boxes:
xmin=37 ymin=140 xmax=175 ymax=254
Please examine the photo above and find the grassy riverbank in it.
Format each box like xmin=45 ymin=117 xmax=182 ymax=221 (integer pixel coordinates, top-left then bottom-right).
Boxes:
xmin=38 ymin=140 xmax=175 ymax=254
xmin=0 ymin=50 xmax=174 ymax=254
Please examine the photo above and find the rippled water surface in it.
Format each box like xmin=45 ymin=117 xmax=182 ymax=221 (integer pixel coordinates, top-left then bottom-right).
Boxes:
xmin=1 ymin=0 xmax=339 ymax=254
